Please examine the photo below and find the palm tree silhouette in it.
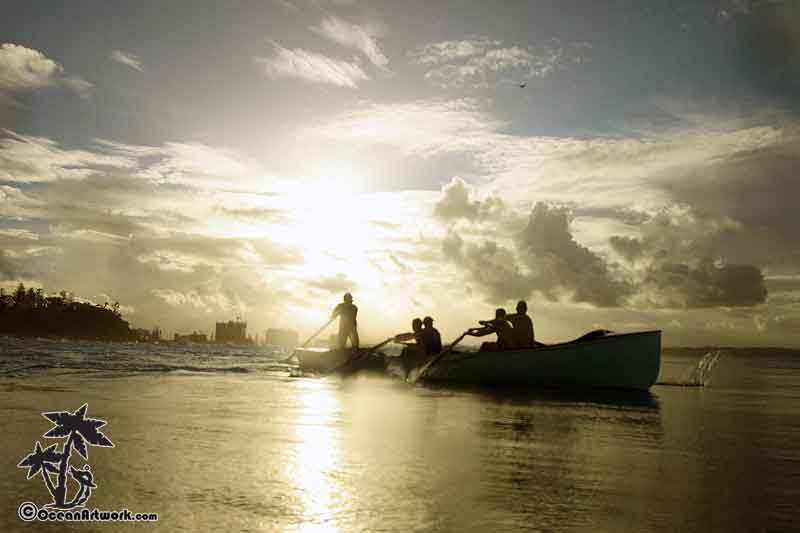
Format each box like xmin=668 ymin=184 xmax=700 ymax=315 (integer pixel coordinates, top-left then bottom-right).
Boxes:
xmin=18 ymin=441 xmax=61 ymax=500
xmin=42 ymin=404 xmax=114 ymax=508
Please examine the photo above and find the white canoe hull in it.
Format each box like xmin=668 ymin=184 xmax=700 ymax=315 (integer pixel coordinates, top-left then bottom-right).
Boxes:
xmin=418 ymin=331 xmax=661 ymax=391
xmin=294 ymin=347 xmax=385 ymax=374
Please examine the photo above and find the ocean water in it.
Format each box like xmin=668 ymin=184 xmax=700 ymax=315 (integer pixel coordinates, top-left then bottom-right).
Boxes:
xmin=1 ymin=337 xmax=799 ymax=532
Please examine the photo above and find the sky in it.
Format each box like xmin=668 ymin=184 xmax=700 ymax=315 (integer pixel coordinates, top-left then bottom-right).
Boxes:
xmin=1 ymin=0 xmax=799 ymax=346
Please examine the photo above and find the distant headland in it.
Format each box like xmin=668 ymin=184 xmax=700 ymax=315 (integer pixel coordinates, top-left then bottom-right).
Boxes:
xmin=0 ymin=284 xmax=133 ymax=342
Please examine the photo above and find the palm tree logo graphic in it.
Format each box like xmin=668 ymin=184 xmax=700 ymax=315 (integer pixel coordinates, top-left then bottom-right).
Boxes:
xmin=18 ymin=404 xmax=114 ymax=509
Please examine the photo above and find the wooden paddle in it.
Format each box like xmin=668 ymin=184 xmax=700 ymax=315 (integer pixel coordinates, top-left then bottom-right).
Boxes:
xmin=301 ymin=317 xmax=335 ymax=348
xmin=280 ymin=317 xmax=335 ymax=363
xmin=325 ymin=336 xmax=395 ymax=374
xmin=409 ymin=329 xmax=471 ymax=383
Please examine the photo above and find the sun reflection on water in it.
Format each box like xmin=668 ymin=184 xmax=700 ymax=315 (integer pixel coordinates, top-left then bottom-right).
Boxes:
xmin=286 ymin=380 xmax=345 ymax=533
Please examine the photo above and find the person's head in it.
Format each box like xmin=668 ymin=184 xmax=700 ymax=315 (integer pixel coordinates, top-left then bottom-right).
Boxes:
xmin=516 ymin=300 xmax=527 ymax=314
xmin=495 ymin=308 xmax=507 ymax=320
xmin=423 ymin=316 xmax=434 ymax=328
xmin=343 ymin=292 xmax=353 ymax=303
xmin=412 ymin=318 xmax=422 ymax=332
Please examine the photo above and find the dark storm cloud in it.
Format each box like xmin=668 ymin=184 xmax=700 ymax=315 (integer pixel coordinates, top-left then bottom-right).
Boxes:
xmin=516 ymin=203 xmax=632 ymax=307
xmin=609 ymin=235 xmax=644 ymax=262
xmin=727 ymin=0 xmax=800 ymax=107
xmin=440 ymin=180 xmax=771 ymax=310
xmin=609 ymin=208 xmax=769 ymax=308
xmin=657 ymin=127 xmax=800 ymax=268
xmin=644 ymin=259 xmax=767 ymax=308
xmin=441 ymin=199 xmax=631 ymax=307
xmin=442 ymin=231 xmax=531 ymax=303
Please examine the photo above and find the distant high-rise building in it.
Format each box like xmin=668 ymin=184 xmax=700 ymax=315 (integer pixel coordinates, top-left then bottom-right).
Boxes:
xmin=264 ymin=328 xmax=299 ymax=351
xmin=216 ymin=320 xmax=247 ymax=344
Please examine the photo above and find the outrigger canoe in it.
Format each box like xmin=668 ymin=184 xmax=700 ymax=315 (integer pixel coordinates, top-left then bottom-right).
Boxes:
xmin=403 ymin=330 xmax=661 ymax=391
xmin=293 ymin=347 xmax=385 ymax=374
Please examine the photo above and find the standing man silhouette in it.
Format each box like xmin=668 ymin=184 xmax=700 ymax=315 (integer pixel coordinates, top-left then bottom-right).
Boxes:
xmin=332 ymin=292 xmax=359 ymax=350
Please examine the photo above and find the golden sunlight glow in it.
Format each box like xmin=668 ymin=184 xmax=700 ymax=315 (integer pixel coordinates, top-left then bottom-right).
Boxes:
xmin=272 ymin=180 xmax=399 ymax=287
xmin=285 ymin=380 xmax=345 ymax=532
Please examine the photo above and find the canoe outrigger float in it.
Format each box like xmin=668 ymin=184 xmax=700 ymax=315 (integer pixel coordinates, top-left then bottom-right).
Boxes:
xmin=293 ymin=330 xmax=661 ymax=391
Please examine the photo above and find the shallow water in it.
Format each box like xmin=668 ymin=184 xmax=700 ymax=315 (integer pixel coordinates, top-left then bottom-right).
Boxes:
xmin=1 ymin=338 xmax=799 ymax=532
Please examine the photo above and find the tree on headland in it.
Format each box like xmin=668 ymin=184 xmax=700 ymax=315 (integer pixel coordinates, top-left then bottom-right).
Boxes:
xmin=14 ymin=282 xmax=26 ymax=306
xmin=0 ymin=284 xmax=133 ymax=341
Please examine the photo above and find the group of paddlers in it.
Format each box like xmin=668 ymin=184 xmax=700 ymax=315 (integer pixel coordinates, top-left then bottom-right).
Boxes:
xmin=329 ymin=293 xmax=538 ymax=354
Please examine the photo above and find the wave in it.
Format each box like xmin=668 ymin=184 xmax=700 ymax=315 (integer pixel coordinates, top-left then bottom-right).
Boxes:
xmin=1 ymin=361 xmax=297 ymax=375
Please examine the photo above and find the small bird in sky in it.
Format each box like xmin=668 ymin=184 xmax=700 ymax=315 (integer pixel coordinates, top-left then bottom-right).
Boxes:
xmin=519 ymin=82 xmax=527 ymax=88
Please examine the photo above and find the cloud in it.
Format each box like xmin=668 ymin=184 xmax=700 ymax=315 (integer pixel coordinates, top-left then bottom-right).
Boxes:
xmin=437 ymin=180 xmax=630 ymax=307
xmin=256 ymin=43 xmax=368 ymax=88
xmin=411 ymin=37 xmax=499 ymax=65
xmin=0 ymin=43 xmax=91 ymax=101
xmin=307 ymin=98 xmax=503 ymax=156
xmin=311 ymin=98 xmax=789 ymax=218
xmin=62 ymin=76 xmax=93 ymax=99
xmin=219 ymin=206 xmax=288 ymax=223
xmin=111 ymin=50 xmax=144 ymax=72
xmin=433 ymin=176 xmax=504 ymax=221
xmin=0 ymin=185 xmax=44 ymax=219
xmin=0 ymin=250 xmax=20 ymax=280
xmin=0 ymin=130 xmax=272 ymax=192
xmin=516 ymin=203 xmax=631 ymax=307
xmin=442 ymin=233 xmax=532 ymax=304
xmin=608 ymin=207 xmax=769 ymax=308
xmin=308 ymin=273 xmax=356 ymax=293
xmin=411 ymin=37 xmax=591 ymax=89
xmin=609 ymin=235 xmax=644 ymax=262
xmin=0 ymin=43 xmax=62 ymax=92
xmin=0 ymin=130 xmax=136 ymax=183
xmin=655 ymin=126 xmax=800 ymax=267
xmin=311 ymin=16 xmax=388 ymax=69
xmin=435 ymin=176 xmax=770 ymax=311
xmin=726 ymin=0 xmax=800 ymax=106
xmin=139 ymin=141 xmax=258 ymax=188
xmin=643 ymin=259 xmax=767 ymax=308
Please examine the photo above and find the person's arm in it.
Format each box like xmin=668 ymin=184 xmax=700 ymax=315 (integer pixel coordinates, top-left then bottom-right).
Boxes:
xmin=331 ymin=304 xmax=341 ymax=318
xmin=467 ymin=326 xmax=494 ymax=337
